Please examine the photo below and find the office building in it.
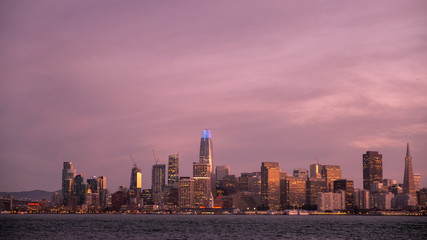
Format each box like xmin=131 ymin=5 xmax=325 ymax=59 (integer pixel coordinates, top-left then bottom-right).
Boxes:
xmin=306 ymin=178 xmax=327 ymax=207
xmin=168 ymin=154 xmax=179 ymax=186
xmin=310 ymin=161 xmax=323 ymax=178
xmin=216 ymin=165 xmax=230 ymax=182
xmin=317 ymin=191 xmax=345 ymax=211
xmin=261 ymin=162 xmax=280 ymax=210
xmin=334 ymin=179 xmax=354 ymax=210
xmin=281 ymin=176 xmax=306 ymax=209
xmin=363 ymin=151 xmax=383 ymax=191
xmin=178 ymin=177 xmax=194 ymax=208
xmin=193 ymin=162 xmax=212 ymax=207
xmin=152 ymin=164 xmax=166 ymax=193
xmin=293 ymin=168 xmax=308 ymax=181
xmin=321 ymin=165 xmax=341 ymax=192
xmin=62 ymin=162 xmax=76 ymax=206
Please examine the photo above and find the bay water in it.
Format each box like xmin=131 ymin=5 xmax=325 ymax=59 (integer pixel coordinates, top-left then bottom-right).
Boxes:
xmin=1 ymin=214 xmax=426 ymax=239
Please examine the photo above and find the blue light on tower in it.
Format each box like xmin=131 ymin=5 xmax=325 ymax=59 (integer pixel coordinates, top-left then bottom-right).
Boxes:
xmin=201 ymin=129 xmax=211 ymax=139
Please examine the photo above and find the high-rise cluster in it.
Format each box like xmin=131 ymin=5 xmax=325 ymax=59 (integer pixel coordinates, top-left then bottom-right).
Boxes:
xmin=60 ymin=162 xmax=108 ymax=210
xmin=58 ymin=132 xmax=424 ymax=213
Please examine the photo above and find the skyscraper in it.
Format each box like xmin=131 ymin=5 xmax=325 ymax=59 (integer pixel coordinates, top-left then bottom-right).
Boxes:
xmin=403 ymin=143 xmax=416 ymax=199
xmin=130 ymin=164 xmax=142 ymax=190
xmin=216 ymin=165 xmax=230 ymax=182
xmin=321 ymin=165 xmax=341 ymax=192
xmin=293 ymin=168 xmax=308 ymax=181
xmin=191 ymin=129 xmax=214 ymax=207
xmin=334 ymin=179 xmax=354 ymax=210
xmin=168 ymin=154 xmax=179 ymax=186
xmin=62 ymin=162 xmax=76 ymax=206
xmin=261 ymin=162 xmax=280 ymax=210
xmin=152 ymin=164 xmax=166 ymax=193
xmin=193 ymin=162 xmax=212 ymax=207
xmin=310 ymin=161 xmax=323 ymax=178
xmin=199 ymin=129 xmax=213 ymax=169
xmin=129 ymin=163 xmax=142 ymax=205
xmin=281 ymin=176 xmax=306 ymax=209
xmin=363 ymin=151 xmax=383 ymax=191
xmin=178 ymin=177 xmax=194 ymax=209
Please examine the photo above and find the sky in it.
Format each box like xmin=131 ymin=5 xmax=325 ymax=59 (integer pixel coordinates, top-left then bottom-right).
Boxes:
xmin=1 ymin=0 xmax=426 ymax=192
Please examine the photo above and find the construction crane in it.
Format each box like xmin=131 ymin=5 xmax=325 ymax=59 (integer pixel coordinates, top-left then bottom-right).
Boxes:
xmin=152 ymin=149 xmax=159 ymax=165
xmin=130 ymin=154 xmax=137 ymax=167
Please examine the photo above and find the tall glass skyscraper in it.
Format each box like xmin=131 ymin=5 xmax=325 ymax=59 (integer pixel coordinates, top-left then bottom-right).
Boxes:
xmin=193 ymin=129 xmax=214 ymax=207
xmin=199 ymin=129 xmax=213 ymax=168
xmin=62 ymin=162 xmax=76 ymax=206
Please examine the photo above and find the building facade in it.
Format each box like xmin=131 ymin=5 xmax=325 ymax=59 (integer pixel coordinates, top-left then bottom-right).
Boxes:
xmin=261 ymin=162 xmax=280 ymax=210
xmin=168 ymin=154 xmax=179 ymax=186
xmin=321 ymin=165 xmax=341 ymax=192
xmin=193 ymin=162 xmax=212 ymax=207
xmin=403 ymin=143 xmax=417 ymax=199
xmin=363 ymin=151 xmax=383 ymax=191
xmin=178 ymin=177 xmax=194 ymax=209
xmin=334 ymin=179 xmax=354 ymax=210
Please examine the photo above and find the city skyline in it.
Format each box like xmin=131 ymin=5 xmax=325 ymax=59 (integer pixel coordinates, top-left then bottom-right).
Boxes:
xmin=1 ymin=1 xmax=427 ymax=192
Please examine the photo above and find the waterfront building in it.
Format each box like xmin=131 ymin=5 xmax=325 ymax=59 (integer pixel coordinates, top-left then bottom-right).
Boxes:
xmin=317 ymin=191 xmax=345 ymax=211
xmin=168 ymin=154 xmax=179 ymax=186
xmin=354 ymin=188 xmax=370 ymax=210
xmin=310 ymin=161 xmax=323 ymax=178
xmin=178 ymin=177 xmax=194 ymax=208
xmin=62 ymin=162 xmax=76 ymax=206
xmin=193 ymin=162 xmax=212 ymax=207
xmin=306 ymin=177 xmax=327 ymax=208
xmin=293 ymin=168 xmax=308 ymax=181
xmin=233 ymin=191 xmax=257 ymax=211
xmin=392 ymin=194 xmax=417 ymax=209
xmin=363 ymin=151 xmax=383 ymax=191
xmin=371 ymin=192 xmax=394 ymax=210
xmin=261 ymin=162 xmax=281 ymax=210
xmin=418 ymin=188 xmax=427 ymax=208
xmin=321 ymin=165 xmax=341 ymax=192
xmin=403 ymin=143 xmax=417 ymax=200
xmin=281 ymin=176 xmax=306 ymax=209
xmin=334 ymin=179 xmax=354 ymax=210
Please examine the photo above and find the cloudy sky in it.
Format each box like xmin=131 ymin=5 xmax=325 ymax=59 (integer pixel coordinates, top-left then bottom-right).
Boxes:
xmin=1 ymin=0 xmax=426 ymax=192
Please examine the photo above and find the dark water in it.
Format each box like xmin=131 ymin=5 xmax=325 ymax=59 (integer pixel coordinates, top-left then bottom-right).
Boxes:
xmin=1 ymin=214 xmax=426 ymax=239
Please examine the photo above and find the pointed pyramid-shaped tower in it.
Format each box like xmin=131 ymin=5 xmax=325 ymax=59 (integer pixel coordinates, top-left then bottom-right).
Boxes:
xmin=403 ymin=143 xmax=416 ymax=198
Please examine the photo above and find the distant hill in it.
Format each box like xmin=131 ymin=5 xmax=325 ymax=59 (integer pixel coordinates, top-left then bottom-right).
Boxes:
xmin=0 ymin=190 xmax=60 ymax=201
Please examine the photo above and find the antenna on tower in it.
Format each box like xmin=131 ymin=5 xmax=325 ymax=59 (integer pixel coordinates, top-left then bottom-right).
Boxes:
xmin=130 ymin=154 xmax=137 ymax=167
xmin=152 ymin=149 xmax=159 ymax=165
